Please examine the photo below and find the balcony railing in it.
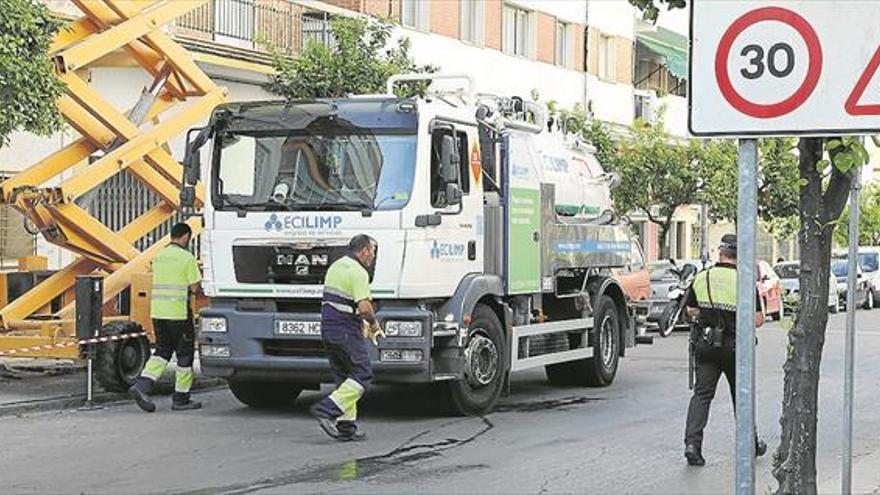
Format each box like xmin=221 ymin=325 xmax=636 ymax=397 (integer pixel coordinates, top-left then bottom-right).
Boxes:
xmin=174 ymin=0 xmax=335 ymax=55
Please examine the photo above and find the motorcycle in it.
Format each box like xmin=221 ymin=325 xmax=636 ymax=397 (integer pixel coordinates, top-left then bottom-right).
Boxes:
xmin=658 ymin=261 xmax=699 ymax=338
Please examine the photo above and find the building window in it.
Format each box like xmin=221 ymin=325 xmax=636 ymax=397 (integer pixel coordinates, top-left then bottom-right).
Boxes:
xmin=213 ymin=0 xmax=256 ymax=49
xmin=503 ymin=4 xmax=532 ymax=58
xmin=598 ymin=33 xmax=615 ymax=80
xmin=460 ymin=0 xmax=484 ymax=45
xmin=401 ymin=0 xmax=429 ymax=30
xmin=555 ymin=21 xmax=572 ymax=67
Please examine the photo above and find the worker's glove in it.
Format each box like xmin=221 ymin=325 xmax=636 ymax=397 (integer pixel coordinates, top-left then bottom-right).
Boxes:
xmin=362 ymin=321 xmax=385 ymax=345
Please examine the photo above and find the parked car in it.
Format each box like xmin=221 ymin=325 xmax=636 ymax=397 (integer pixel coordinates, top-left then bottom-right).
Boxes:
xmin=757 ymin=260 xmax=784 ymax=320
xmin=835 ymin=248 xmax=880 ymax=309
xmin=831 ymin=258 xmax=871 ymax=310
xmin=614 ymin=241 xmax=652 ymax=332
xmin=773 ymin=261 xmax=839 ymax=314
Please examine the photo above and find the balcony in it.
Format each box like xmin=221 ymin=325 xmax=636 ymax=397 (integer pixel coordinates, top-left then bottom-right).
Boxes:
xmin=173 ymin=0 xmax=336 ymax=58
xmin=634 ymin=26 xmax=687 ymax=98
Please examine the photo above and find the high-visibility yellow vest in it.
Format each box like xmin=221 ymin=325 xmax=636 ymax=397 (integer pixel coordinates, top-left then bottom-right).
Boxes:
xmin=151 ymin=244 xmax=201 ymax=320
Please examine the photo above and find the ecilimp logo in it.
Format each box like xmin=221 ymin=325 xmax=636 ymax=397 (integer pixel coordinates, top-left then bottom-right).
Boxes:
xmin=265 ymin=214 xmax=283 ymax=232
xmin=264 ymin=214 xmax=343 ymax=232
xmin=430 ymin=240 xmax=466 ymax=259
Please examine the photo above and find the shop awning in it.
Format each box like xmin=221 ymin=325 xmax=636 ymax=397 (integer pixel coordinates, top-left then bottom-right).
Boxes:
xmin=637 ymin=27 xmax=688 ymax=79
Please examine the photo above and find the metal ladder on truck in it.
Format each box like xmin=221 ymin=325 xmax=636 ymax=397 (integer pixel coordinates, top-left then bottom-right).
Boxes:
xmin=0 ymin=0 xmax=226 ymax=390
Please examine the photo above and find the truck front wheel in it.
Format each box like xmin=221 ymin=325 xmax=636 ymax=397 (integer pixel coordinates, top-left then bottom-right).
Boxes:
xmin=443 ymin=304 xmax=505 ymax=416
xmin=228 ymin=380 xmax=303 ymax=408
xmin=545 ymin=295 xmax=620 ymax=387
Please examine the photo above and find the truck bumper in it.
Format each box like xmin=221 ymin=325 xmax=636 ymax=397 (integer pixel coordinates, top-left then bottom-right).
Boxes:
xmin=197 ymin=300 xmax=460 ymax=385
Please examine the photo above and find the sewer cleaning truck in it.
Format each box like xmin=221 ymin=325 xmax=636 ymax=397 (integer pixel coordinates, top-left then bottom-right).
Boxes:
xmin=182 ymin=74 xmax=650 ymax=415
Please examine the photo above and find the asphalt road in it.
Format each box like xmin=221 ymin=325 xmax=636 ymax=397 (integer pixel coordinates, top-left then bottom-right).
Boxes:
xmin=4 ymin=311 xmax=880 ymax=495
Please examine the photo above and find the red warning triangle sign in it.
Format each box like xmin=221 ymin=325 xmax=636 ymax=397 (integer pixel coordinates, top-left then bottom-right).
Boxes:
xmin=846 ymin=45 xmax=880 ymax=115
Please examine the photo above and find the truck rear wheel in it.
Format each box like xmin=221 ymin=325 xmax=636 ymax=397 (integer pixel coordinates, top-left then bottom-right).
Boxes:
xmin=228 ymin=380 xmax=303 ymax=408
xmin=545 ymin=295 xmax=620 ymax=387
xmin=443 ymin=304 xmax=505 ymax=416
xmin=95 ymin=321 xmax=151 ymax=393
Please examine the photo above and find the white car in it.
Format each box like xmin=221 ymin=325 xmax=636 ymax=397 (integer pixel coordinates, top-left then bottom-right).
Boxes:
xmin=773 ymin=261 xmax=839 ymax=314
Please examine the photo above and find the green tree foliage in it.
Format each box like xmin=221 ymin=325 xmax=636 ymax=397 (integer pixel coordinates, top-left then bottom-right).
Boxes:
xmin=0 ymin=0 xmax=64 ymax=147
xmin=835 ymin=183 xmax=880 ymax=247
xmin=267 ymin=17 xmax=435 ymax=99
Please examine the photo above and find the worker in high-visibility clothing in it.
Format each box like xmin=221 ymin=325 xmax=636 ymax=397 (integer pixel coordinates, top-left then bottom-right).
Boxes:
xmin=129 ymin=223 xmax=203 ymax=412
xmin=311 ymin=234 xmax=382 ymax=441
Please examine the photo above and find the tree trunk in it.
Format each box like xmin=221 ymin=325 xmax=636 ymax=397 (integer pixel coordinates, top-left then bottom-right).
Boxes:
xmin=773 ymin=137 xmax=852 ymax=494
xmin=658 ymin=221 xmax=672 ymax=260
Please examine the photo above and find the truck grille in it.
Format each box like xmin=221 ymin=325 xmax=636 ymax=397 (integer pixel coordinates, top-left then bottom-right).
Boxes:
xmin=262 ymin=339 xmax=327 ymax=358
xmin=233 ymin=245 xmax=340 ymax=284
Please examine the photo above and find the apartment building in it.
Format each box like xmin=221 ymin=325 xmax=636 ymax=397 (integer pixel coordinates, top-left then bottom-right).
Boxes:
xmin=0 ymin=0 xmax=698 ymax=267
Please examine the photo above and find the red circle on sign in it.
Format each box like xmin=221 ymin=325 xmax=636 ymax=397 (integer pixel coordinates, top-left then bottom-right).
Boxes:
xmin=714 ymin=7 xmax=823 ymax=118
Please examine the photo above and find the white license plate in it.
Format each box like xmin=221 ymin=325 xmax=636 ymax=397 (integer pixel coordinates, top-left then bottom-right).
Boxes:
xmin=275 ymin=320 xmax=321 ymax=336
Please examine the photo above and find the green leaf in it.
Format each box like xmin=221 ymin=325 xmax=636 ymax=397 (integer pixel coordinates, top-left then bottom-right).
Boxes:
xmin=827 ymin=139 xmax=843 ymax=151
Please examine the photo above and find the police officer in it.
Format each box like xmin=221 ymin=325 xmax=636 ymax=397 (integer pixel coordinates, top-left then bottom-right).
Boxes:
xmin=684 ymin=234 xmax=767 ymax=466
xmin=310 ymin=234 xmax=381 ymax=441
xmin=129 ymin=223 xmax=202 ymax=412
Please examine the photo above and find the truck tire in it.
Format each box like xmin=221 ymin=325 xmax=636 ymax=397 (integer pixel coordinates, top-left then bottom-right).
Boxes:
xmin=545 ymin=295 xmax=620 ymax=387
xmin=95 ymin=321 xmax=151 ymax=393
xmin=657 ymin=302 xmax=681 ymax=338
xmin=443 ymin=304 xmax=505 ymax=416
xmin=228 ymin=380 xmax=303 ymax=408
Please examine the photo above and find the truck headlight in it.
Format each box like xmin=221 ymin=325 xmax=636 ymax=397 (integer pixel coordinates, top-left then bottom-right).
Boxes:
xmin=384 ymin=321 xmax=423 ymax=337
xmin=201 ymin=317 xmax=227 ymax=333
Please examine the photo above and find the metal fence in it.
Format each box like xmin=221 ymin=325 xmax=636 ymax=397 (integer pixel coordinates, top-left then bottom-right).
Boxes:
xmin=174 ymin=0 xmax=335 ymax=54
xmin=86 ymin=169 xmax=195 ymax=253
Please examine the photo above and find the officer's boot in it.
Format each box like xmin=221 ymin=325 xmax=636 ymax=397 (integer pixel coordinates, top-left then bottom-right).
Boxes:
xmin=171 ymin=392 xmax=202 ymax=411
xmin=756 ymin=438 xmax=768 ymax=457
xmin=129 ymin=377 xmax=156 ymax=413
xmin=685 ymin=444 xmax=705 ymax=466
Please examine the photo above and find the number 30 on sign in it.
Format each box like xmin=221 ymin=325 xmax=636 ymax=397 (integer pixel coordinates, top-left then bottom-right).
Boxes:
xmin=689 ymin=1 xmax=880 ymax=136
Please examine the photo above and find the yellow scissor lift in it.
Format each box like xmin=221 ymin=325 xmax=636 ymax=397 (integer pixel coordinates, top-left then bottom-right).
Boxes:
xmin=0 ymin=0 xmax=226 ymax=390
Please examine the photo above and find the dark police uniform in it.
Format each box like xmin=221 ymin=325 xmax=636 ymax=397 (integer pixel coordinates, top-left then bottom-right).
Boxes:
xmin=683 ymin=260 xmax=766 ymax=464
xmin=311 ymin=254 xmax=374 ymax=438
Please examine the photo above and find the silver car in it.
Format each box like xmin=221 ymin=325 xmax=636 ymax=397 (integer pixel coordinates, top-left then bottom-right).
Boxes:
xmin=773 ymin=261 xmax=839 ymax=314
xmin=831 ymin=259 xmax=871 ymax=310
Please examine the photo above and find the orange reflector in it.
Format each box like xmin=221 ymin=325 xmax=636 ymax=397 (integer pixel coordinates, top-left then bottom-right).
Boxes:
xmin=463 ymin=315 xmax=472 ymax=326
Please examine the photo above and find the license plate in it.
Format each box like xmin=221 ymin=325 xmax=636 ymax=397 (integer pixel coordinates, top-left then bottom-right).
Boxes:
xmin=275 ymin=320 xmax=321 ymax=336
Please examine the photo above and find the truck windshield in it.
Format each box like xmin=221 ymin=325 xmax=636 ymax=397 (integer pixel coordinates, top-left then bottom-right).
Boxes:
xmin=213 ymin=130 xmax=416 ymax=211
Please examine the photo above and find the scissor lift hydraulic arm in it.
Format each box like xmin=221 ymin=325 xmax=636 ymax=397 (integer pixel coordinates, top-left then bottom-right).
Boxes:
xmin=0 ymin=0 xmax=225 ymax=373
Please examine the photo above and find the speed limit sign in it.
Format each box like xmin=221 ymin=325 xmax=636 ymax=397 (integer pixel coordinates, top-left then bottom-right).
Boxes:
xmin=690 ymin=1 xmax=880 ymax=136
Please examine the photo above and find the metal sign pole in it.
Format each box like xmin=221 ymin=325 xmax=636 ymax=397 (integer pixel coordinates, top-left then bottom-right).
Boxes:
xmin=842 ymin=157 xmax=861 ymax=494
xmin=736 ymin=138 xmax=758 ymax=495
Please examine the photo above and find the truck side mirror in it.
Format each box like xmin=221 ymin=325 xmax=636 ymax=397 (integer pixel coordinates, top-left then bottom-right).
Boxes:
xmin=180 ymin=185 xmax=196 ymax=208
xmin=445 ymin=183 xmax=462 ymax=206
xmin=440 ymin=135 xmax=460 ymax=184
xmin=180 ymin=126 xmax=213 ymax=208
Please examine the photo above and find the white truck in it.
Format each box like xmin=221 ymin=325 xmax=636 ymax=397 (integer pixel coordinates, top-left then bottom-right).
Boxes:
xmin=182 ymin=75 xmax=651 ymax=415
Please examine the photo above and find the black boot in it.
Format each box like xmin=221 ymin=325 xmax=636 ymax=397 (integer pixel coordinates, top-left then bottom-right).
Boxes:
xmin=129 ymin=377 xmax=156 ymax=413
xmin=685 ymin=444 xmax=705 ymax=466
xmin=171 ymin=392 xmax=202 ymax=411
xmin=756 ymin=439 xmax=767 ymax=458
xmin=336 ymin=421 xmax=366 ymax=442
xmin=310 ymin=404 xmax=339 ymax=440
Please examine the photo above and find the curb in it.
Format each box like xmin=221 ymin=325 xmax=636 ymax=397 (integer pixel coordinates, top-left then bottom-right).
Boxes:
xmin=0 ymin=376 xmax=227 ymax=418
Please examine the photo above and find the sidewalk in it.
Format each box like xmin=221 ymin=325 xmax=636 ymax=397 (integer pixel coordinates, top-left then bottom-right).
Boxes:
xmin=818 ymin=449 xmax=880 ymax=495
xmin=0 ymin=357 xmax=224 ymax=417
